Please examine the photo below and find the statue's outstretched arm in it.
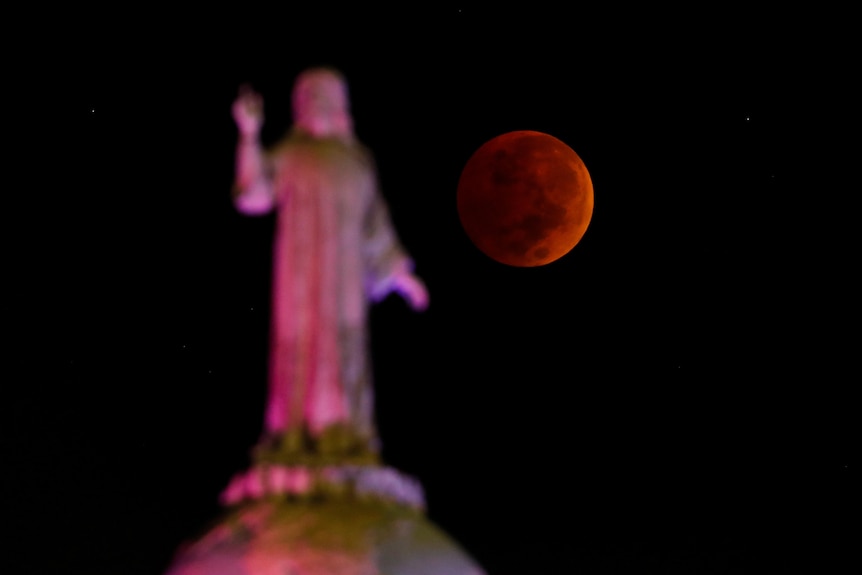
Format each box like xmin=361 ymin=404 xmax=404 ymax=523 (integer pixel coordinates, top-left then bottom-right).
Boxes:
xmin=391 ymin=264 xmax=429 ymax=311
xmin=232 ymin=85 xmax=274 ymax=215
xmin=361 ymin=173 xmax=429 ymax=312
xmin=367 ymin=256 xmax=429 ymax=311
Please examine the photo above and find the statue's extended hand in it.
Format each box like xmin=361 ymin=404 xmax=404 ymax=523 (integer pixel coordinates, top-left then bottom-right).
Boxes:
xmin=393 ymin=271 xmax=430 ymax=312
xmin=232 ymin=84 xmax=264 ymax=137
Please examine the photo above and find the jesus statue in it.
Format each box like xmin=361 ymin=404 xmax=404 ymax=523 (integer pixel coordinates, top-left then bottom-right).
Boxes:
xmin=231 ymin=67 xmax=429 ymax=458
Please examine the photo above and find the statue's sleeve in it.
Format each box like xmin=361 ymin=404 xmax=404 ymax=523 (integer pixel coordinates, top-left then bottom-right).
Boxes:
xmin=361 ymin=156 xmax=413 ymax=301
xmin=232 ymin=140 xmax=276 ymax=215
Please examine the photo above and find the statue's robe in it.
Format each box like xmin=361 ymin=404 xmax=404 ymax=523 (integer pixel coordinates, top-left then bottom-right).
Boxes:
xmin=237 ymin=130 xmax=411 ymax=449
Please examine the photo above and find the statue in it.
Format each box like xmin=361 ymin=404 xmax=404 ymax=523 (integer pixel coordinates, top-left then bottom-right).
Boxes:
xmin=162 ymin=68 xmax=487 ymax=575
xmin=231 ymin=67 xmax=429 ymax=457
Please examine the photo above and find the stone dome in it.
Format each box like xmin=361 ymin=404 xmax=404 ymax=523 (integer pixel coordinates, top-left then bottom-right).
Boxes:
xmin=164 ymin=495 xmax=486 ymax=575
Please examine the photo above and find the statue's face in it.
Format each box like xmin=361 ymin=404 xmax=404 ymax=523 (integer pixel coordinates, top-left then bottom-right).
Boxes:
xmin=292 ymin=69 xmax=353 ymax=139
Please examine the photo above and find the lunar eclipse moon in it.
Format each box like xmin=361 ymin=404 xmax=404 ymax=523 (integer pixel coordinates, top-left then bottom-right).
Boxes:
xmin=457 ymin=130 xmax=594 ymax=267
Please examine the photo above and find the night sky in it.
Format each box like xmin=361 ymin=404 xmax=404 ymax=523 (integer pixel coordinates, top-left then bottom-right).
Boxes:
xmin=6 ymin=7 xmax=856 ymax=574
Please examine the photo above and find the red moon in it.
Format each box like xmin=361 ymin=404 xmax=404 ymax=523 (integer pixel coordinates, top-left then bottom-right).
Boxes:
xmin=457 ymin=130 xmax=594 ymax=267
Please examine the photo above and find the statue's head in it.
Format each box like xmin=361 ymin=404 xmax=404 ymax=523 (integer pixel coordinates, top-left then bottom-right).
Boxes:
xmin=291 ymin=67 xmax=354 ymax=140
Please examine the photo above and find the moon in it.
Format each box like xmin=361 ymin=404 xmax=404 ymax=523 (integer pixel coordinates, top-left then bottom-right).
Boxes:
xmin=457 ymin=130 xmax=594 ymax=267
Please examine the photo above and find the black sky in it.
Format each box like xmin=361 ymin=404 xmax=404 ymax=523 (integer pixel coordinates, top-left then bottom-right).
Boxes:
xmin=6 ymin=7 xmax=857 ymax=574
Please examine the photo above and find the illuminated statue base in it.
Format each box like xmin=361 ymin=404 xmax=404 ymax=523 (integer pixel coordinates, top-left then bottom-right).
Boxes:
xmin=163 ymin=428 xmax=486 ymax=575
xmin=219 ymin=425 xmax=425 ymax=511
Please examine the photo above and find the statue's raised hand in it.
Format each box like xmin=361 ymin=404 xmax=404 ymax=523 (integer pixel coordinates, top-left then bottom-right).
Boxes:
xmin=232 ymin=84 xmax=264 ymax=138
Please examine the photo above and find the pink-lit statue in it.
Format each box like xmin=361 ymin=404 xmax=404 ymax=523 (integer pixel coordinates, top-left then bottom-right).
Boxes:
xmin=161 ymin=69 xmax=486 ymax=575
xmin=232 ymin=67 xmax=429 ymax=453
